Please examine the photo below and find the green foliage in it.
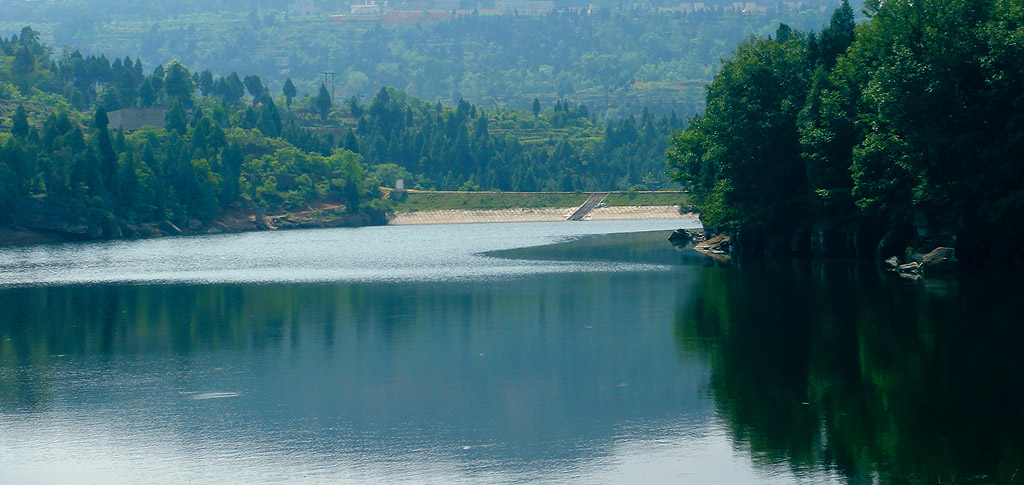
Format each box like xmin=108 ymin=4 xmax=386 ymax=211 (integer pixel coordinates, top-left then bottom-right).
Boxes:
xmin=314 ymin=84 xmax=331 ymax=122
xmin=11 ymin=105 xmax=28 ymax=138
xmin=12 ymin=47 xmax=34 ymax=78
xmin=0 ymin=34 xmax=387 ymax=229
xmin=602 ymin=191 xmax=690 ymax=207
xmin=164 ymin=100 xmax=188 ymax=136
xmin=243 ymin=74 xmax=264 ymax=100
xmin=392 ymin=191 xmax=590 ymax=212
xmin=815 ymin=0 xmax=856 ymax=68
xmin=324 ymin=90 xmax=683 ymax=192
xmin=164 ymin=61 xmax=193 ymax=106
xmin=1 ymin=7 xmax=834 ymax=119
xmin=368 ymin=163 xmax=412 ymax=189
xmin=282 ymin=78 xmax=296 ymax=108
xmin=669 ymin=34 xmax=811 ymax=232
xmin=668 ymin=0 xmax=1024 ymax=260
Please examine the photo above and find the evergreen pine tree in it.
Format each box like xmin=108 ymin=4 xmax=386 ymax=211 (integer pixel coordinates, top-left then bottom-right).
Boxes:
xmin=315 ymin=84 xmax=332 ymax=122
xmin=165 ymin=100 xmax=188 ymax=136
xmin=11 ymin=106 xmax=29 ymax=138
xmin=818 ymin=0 xmax=855 ymax=68
xmin=94 ymin=106 xmax=118 ymax=190
xmin=283 ymin=78 xmax=297 ymax=108
xmin=343 ymin=129 xmax=359 ymax=153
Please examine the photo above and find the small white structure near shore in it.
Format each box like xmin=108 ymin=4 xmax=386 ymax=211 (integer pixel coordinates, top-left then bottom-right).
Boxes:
xmin=351 ymin=1 xmax=386 ymax=14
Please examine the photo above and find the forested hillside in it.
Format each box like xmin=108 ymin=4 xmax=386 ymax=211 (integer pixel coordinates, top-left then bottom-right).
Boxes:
xmin=0 ymin=4 xmax=834 ymax=118
xmin=0 ymin=29 xmax=388 ymax=240
xmin=668 ymin=0 xmax=1024 ymax=264
xmin=337 ymin=88 xmax=682 ymax=191
xmin=1 ymin=27 xmax=690 ymax=242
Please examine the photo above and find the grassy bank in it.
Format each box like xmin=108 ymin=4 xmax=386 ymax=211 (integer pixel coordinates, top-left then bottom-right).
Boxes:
xmin=602 ymin=191 xmax=692 ymax=207
xmin=391 ymin=191 xmax=591 ymax=212
xmin=388 ymin=190 xmax=692 ymax=212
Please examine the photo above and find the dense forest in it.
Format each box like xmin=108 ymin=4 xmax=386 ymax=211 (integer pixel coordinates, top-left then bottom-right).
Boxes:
xmin=1 ymin=27 xmax=687 ymax=241
xmin=0 ymin=3 xmax=836 ymax=118
xmin=342 ymin=89 xmax=683 ymax=191
xmin=0 ymin=29 xmax=388 ymax=239
xmin=668 ymin=0 xmax=1024 ymax=264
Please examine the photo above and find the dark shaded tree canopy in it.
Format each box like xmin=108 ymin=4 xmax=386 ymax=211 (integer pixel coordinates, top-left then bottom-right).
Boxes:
xmin=668 ymin=0 xmax=1024 ymax=263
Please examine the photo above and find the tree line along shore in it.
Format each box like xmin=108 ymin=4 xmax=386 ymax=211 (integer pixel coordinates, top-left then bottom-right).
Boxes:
xmin=6 ymin=0 xmax=1022 ymax=267
xmin=668 ymin=0 xmax=1024 ymax=266
xmin=0 ymin=185 xmax=692 ymax=245
xmin=0 ymin=25 xmax=690 ymax=246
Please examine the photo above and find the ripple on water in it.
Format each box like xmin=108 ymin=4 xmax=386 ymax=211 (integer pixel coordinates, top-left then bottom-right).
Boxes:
xmin=185 ymin=392 xmax=243 ymax=400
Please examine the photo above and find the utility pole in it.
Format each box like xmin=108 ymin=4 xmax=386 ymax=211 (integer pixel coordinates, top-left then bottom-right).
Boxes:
xmin=321 ymin=71 xmax=337 ymax=101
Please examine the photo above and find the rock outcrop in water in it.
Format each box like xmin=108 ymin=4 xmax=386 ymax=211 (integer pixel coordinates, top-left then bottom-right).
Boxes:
xmin=668 ymin=228 xmax=705 ymax=246
xmin=887 ymin=247 xmax=961 ymax=276
xmin=677 ymin=212 xmax=975 ymax=274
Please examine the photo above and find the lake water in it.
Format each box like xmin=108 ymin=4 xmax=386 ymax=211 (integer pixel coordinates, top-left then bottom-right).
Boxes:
xmin=1 ymin=219 xmax=1022 ymax=484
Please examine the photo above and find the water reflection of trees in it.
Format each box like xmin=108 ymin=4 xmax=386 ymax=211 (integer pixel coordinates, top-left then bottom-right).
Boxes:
xmin=0 ymin=284 xmax=366 ymax=408
xmin=676 ymin=262 xmax=1024 ymax=483
xmin=0 ymin=283 xmax=432 ymax=363
xmin=1 ymin=272 xmax=706 ymax=471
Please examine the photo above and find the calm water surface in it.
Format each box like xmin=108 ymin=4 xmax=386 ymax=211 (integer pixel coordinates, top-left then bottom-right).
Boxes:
xmin=1 ymin=219 xmax=1022 ymax=484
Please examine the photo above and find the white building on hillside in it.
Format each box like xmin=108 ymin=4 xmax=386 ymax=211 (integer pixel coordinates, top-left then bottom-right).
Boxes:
xmin=351 ymin=1 xmax=386 ymax=14
xmin=288 ymin=0 xmax=315 ymax=16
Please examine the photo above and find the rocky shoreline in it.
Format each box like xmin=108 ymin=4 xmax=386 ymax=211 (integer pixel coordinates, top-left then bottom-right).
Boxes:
xmin=0 ymin=196 xmax=385 ymax=246
xmin=669 ymin=220 xmax=969 ymax=274
xmin=0 ymin=196 xmax=695 ymax=246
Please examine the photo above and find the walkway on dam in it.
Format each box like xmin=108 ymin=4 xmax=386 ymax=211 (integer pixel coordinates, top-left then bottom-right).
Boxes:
xmin=567 ymin=193 xmax=609 ymax=221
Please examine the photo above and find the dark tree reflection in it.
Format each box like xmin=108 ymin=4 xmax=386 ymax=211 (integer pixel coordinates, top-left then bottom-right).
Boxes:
xmin=676 ymin=262 xmax=1024 ymax=483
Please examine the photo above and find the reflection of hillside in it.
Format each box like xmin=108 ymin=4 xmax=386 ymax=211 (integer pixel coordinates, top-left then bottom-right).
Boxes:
xmin=0 ymin=271 xmax=710 ymax=472
xmin=675 ymin=262 xmax=1024 ymax=483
